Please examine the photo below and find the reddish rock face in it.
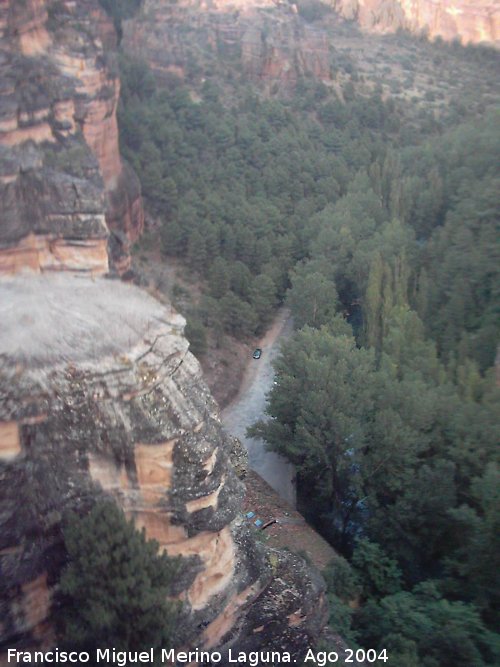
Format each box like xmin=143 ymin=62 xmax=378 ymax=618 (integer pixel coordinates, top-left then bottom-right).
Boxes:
xmin=0 ymin=0 xmax=143 ymax=276
xmin=123 ymin=0 xmax=499 ymax=89
xmin=123 ymin=0 xmax=498 ymax=100
xmin=333 ymin=0 xmax=500 ymax=47
xmin=123 ymin=0 xmax=335 ymax=87
xmin=0 ymin=275 xmax=327 ymax=662
xmin=241 ymin=17 xmax=333 ymax=83
xmin=0 ymin=0 xmax=52 ymax=56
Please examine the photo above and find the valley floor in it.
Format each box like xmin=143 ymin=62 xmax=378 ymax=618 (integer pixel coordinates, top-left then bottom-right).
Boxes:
xmin=222 ymin=308 xmax=296 ymax=505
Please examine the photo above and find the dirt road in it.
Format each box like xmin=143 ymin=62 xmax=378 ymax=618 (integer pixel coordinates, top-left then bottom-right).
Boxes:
xmin=221 ymin=308 xmax=296 ymax=507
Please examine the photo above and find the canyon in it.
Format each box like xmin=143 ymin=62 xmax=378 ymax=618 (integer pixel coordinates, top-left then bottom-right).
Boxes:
xmin=122 ymin=0 xmax=498 ymax=91
xmin=1 ymin=0 xmax=498 ymax=663
xmin=0 ymin=1 xmax=327 ymax=662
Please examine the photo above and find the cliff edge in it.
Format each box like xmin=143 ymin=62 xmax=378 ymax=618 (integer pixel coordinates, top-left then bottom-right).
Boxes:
xmin=0 ymin=3 xmax=327 ymax=660
xmin=0 ymin=275 xmax=326 ymax=661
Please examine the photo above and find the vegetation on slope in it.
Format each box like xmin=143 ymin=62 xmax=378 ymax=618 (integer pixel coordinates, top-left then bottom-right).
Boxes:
xmin=110 ymin=15 xmax=499 ymax=666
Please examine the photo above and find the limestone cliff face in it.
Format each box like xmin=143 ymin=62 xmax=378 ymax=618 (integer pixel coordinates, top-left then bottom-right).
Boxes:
xmin=0 ymin=275 xmax=326 ymax=661
xmin=331 ymin=0 xmax=500 ymax=46
xmin=0 ymin=0 xmax=144 ymax=275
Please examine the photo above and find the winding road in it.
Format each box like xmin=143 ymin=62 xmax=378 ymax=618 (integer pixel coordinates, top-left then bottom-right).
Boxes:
xmin=221 ymin=308 xmax=296 ymax=507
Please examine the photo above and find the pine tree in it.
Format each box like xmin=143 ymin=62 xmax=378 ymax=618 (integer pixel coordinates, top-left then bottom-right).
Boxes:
xmin=208 ymin=257 xmax=230 ymax=298
xmin=250 ymin=274 xmax=277 ymax=330
xmin=187 ymin=229 xmax=207 ymax=273
xmin=287 ymin=270 xmax=338 ymax=330
xmin=219 ymin=292 xmax=257 ymax=337
xmin=185 ymin=315 xmax=208 ymax=357
xmin=230 ymin=261 xmax=252 ymax=298
xmin=59 ymin=502 xmax=180 ymax=654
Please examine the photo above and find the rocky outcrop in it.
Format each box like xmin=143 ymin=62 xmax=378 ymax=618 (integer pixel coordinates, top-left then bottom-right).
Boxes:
xmin=123 ymin=0 xmax=498 ymax=98
xmin=122 ymin=0 xmax=334 ymax=86
xmin=106 ymin=161 xmax=145 ymax=274
xmin=0 ymin=0 xmax=143 ymax=276
xmin=0 ymin=2 xmax=329 ymax=660
xmin=123 ymin=0 xmax=499 ymax=88
xmin=0 ymin=141 xmax=109 ymax=274
xmin=241 ymin=17 xmax=332 ymax=82
xmin=0 ymin=274 xmax=326 ymax=662
xmin=331 ymin=0 xmax=500 ymax=47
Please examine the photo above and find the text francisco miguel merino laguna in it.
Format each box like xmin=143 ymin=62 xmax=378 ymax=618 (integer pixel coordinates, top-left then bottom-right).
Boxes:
xmin=7 ymin=648 xmax=297 ymax=665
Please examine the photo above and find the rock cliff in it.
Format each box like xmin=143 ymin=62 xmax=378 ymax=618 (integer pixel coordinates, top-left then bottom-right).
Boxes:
xmin=0 ymin=0 xmax=143 ymax=276
xmin=0 ymin=275 xmax=326 ymax=661
xmin=123 ymin=0 xmax=334 ymax=86
xmin=331 ymin=0 xmax=500 ymax=47
xmin=122 ymin=0 xmax=498 ymax=100
xmin=0 ymin=5 xmax=327 ymax=659
xmin=123 ymin=0 xmax=499 ymax=88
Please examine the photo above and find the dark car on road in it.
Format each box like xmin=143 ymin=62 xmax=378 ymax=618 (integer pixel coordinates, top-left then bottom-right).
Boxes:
xmin=252 ymin=348 xmax=262 ymax=359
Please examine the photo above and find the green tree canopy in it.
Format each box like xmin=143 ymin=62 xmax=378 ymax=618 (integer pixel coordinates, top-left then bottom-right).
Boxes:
xmin=287 ymin=266 xmax=338 ymax=329
xmin=249 ymin=326 xmax=375 ymax=544
xmin=59 ymin=502 xmax=180 ymax=654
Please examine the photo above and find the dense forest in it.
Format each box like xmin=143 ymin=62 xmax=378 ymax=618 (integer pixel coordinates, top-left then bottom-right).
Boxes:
xmin=105 ymin=4 xmax=500 ymax=664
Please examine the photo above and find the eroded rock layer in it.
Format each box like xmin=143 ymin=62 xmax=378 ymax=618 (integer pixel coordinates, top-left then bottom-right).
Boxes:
xmin=123 ymin=0 xmax=499 ymax=84
xmin=0 ymin=0 xmax=143 ymax=275
xmin=123 ymin=0 xmax=334 ymax=86
xmin=332 ymin=0 xmax=500 ymax=46
xmin=0 ymin=274 xmax=326 ymax=662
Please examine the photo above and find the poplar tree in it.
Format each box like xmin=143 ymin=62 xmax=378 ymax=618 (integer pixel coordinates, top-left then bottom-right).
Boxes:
xmin=364 ymin=252 xmax=383 ymax=349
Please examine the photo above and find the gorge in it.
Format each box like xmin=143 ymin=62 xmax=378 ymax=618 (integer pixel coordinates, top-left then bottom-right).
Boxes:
xmin=1 ymin=1 xmax=499 ymax=665
xmin=0 ymin=0 xmax=327 ymax=662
